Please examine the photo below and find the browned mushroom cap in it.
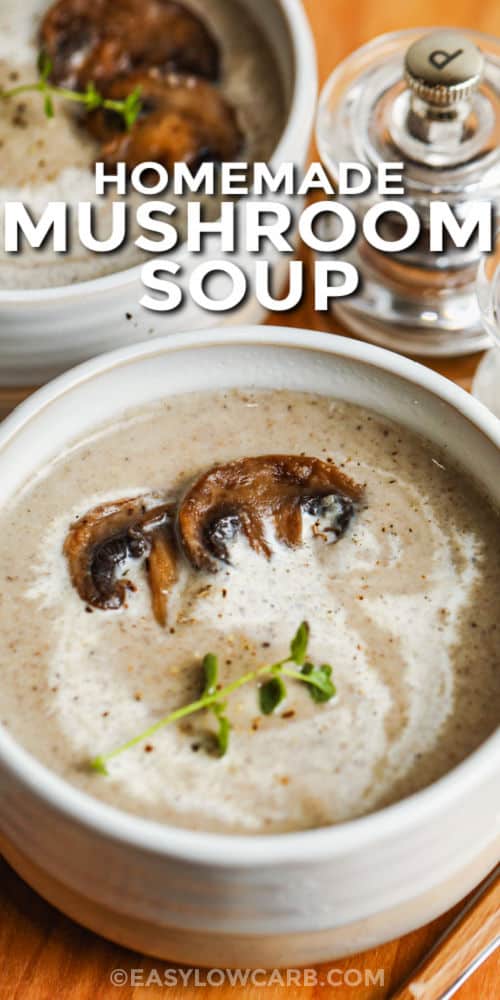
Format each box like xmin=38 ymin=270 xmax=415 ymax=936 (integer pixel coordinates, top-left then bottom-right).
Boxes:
xmin=64 ymin=496 xmax=177 ymax=625
xmin=87 ymin=71 xmax=242 ymax=172
xmin=177 ymin=456 xmax=364 ymax=572
xmin=40 ymin=0 xmax=219 ymax=91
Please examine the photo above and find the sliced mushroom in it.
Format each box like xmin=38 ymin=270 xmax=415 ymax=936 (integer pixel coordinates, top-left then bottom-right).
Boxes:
xmin=146 ymin=528 xmax=178 ymax=627
xmin=177 ymin=455 xmax=363 ymax=572
xmin=64 ymin=496 xmax=177 ymax=624
xmin=40 ymin=0 xmax=219 ymax=91
xmin=87 ymin=71 xmax=242 ymax=172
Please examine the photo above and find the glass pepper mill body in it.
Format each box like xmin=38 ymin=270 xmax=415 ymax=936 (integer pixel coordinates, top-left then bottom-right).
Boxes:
xmin=473 ymin=236 xmax=500 ymax=416
xmin=316 ymin=29 xmax=500 ymax=357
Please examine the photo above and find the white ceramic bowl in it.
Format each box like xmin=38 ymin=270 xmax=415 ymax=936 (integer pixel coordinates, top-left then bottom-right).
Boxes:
xmin=0 ymin=327 xmax=499 ymax=967
xmin=0 ymin=0 xmax=317 ymax=387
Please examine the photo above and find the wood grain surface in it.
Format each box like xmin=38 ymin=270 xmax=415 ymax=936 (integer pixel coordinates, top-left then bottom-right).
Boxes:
xmin=1 ymin=1 xmax=500 ymax=997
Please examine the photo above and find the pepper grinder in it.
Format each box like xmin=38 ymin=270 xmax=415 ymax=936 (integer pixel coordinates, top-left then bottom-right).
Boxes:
xmin=316 ymin=29 xmax=500 ymax=356
xmin=472 ymin=233 xmax=500 ymax=415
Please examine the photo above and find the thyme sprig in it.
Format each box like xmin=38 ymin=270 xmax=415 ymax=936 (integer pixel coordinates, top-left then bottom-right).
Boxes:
xmin=90 ymin=622 xmax=336 ymax=774
xmin=1 ymin=53 xmax=142 ymax=130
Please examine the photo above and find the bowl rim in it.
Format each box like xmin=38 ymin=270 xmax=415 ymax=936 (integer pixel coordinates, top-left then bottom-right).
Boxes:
xmin=0 ymin=0 xmax=317 ymax=306
xmin=0 ymin=326 xmax=499 ymax=867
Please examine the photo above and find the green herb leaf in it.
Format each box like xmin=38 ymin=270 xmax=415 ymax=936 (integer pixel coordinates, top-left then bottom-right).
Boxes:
xmin=89 ymin=755 xmax=109 ymax=776
xmin=1 ymin=62 xmax=141 ymax=132
xmin=122 ymin=87 xmax=142 ymax=130
xmin=301 ymin=662 xmax=336 ymax=703
xmin=44 ymin=94 xmax=55 ymax=119
xmin=37 ymin=51 xmax=53 ymax=82
xmin=88 ymin=622 xmax=337 ymax=772
xmin=85 ymin=81 xmax=103 ymax=111
xmin=214 ymin=710 xmax=231 ymax=756
xmin=209 ymin=696 xmax=231 ymax=757
xmin=202 ymin=653 xmax=218 ymax=697
xmin=290 ymin=621 xmax=310 ymax=666
xmin=259 ymin=675 xmax=287 ymax=715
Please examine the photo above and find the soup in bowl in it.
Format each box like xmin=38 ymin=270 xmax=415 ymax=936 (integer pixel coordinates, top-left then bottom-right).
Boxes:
xmin=0 ymin=328 xmax=498 ymax=965
xmin=0 ymin=0 xmax=316 ymax=385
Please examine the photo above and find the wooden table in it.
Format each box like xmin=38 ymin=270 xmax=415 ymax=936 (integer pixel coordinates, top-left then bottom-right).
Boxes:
xmin=2 ymin=1 xmax=500 ymax=996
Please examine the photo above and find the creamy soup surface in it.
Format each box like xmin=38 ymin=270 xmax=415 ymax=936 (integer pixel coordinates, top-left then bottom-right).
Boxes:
xmin=1 ymin=390 xmax=499 ymax=834
xmin=0 ymin=0 xmax=286 ymax=288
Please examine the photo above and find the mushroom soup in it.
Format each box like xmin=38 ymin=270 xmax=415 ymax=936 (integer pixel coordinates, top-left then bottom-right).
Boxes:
xmin=1 ymin=389 xmax=499 ymax=834
xmin=0 ymin=0 xmax=286 ymax=289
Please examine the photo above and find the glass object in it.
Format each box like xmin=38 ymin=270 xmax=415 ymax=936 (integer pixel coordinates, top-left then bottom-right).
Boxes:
xmin=473 ymin=237 xmax=500 ymax=417
xmin=316 ymin=29 xmax=500 ymax=356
